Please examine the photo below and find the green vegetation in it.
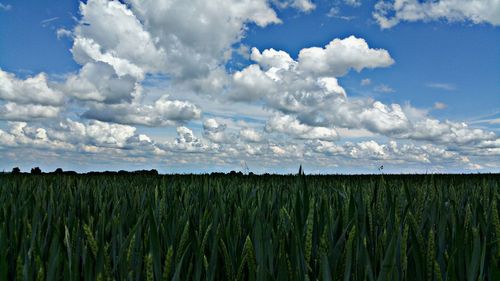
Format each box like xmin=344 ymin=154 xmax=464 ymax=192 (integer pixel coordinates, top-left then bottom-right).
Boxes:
xmin=0 ymin=173 xmax=499 ymax=280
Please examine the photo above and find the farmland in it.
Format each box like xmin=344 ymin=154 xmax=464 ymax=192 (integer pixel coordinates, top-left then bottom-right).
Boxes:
xmin=0 ymin=173 xmax=499 ymax=280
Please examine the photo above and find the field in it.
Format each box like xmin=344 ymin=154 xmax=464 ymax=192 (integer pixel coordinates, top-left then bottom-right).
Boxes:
xmin=0 ymin=173 xmax=499 ymax=280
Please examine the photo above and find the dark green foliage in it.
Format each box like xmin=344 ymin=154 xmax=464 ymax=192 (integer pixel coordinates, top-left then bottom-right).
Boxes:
xmin=30 ymin=167 xmax=42 ymax=175
xmin=0 ymin=173 xmax=499 ymax=280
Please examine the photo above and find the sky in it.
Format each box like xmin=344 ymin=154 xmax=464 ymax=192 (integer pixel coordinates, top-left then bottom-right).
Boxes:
xmin=0 ymin=0 xmax=499 ymax=174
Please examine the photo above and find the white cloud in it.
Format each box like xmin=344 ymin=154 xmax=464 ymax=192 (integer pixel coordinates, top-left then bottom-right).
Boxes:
xmin=426 ymin=82 xmax=456 ymax=91
xmin=41 ymin=17 xmax=59 ymax=27
xmin=307 ymin=139 xmax=466 ymax=164
xmin=0 ymin=70 xmax=64 ymax=106
xmin=250 ymin=48 xmax=295 ymax=71
xmin=230 ymin=39 xmax=497 ymax=148
xmin=231 ymin=64 xmax=277 ymax=102
xmin=357 ymin=102 xmax=409 ymax=134
xmin=407 ymin=119 xmax=496 ymax=145
xmin=163 ymin=126 xmax=218 ymax=153
xmin=0 ymin=119 xmax=154 ymax=152
xmin=298 ymin=36 xmax=394 ymax=76
xmin=0 ymin=103 xmax=61 ymax=121
xmin=273 ymin=0 xmax=316 ymax=12
xmin=0 ymin=3 xmax=11 ymax=11
xmin=373 ymin=0 xmax=500 ymax=29
xmin=344 ymin=0 xmax=361 ymax=7
xmin=56 ymin=28 xmax=72 ymax=39
xmin=42 ymin=119 xmax=140 ymax=148
xmin=82 ymin=96 xmax=201 ymax=127
xmin=123 ymin=0 xmax=280 ymax=79
xmin=64 ymin=62 xmax=138 ymax=103
xmin=289 ymin=0 xmax=316 ymax=12
xmin=239 ymin=128 xmax=264 ymax=143
xmin=477 ymin=118 xmax=500 ymax=125
xmin=326 ymin=7 xmax=356 ymax=20
xmin=73 ymin=0 xmax=167 ymax=79
xmin=433 ymin=102 xmax=447 ymax=110
xmin=265 ymin=114 xmax=339 ymax=140
xmin=0 ymin=1 xmax=497 ymax=172
xmin=373 ymin=83 xmax=395 ymax=93
xmin=0 ymin=129 xmax=16 ymax=147
xmin=203 ymin=118 xmax=232 ymax=143
xmin=467 ymin=163 xmax=483 ymax=170
xmin=82 ymin=120 xmax=137 ymax=147
xmin=361 ymin=78 xmax=371 ymax=86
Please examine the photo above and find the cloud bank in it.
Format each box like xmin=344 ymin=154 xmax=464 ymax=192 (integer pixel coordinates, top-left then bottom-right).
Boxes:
xmin=0 ymin=0 xmax=497 ymax=172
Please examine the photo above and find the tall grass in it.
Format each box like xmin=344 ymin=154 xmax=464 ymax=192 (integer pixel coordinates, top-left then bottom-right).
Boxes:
xmin=0 ymin=173 xmax=499 ymax=280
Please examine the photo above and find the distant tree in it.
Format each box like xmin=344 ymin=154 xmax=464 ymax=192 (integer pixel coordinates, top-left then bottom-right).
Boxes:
xmin=54 ymin=168 xmax=63 ymax=174
xmin=31 ymin=167 xmax=42 ymax=175
xmin=11 ymin=167 xmax=21 ymax=174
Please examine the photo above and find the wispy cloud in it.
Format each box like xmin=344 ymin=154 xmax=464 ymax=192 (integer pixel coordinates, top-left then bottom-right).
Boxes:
xmin=426 ymin=82 xmax=455 ymax=91
xmin=471 ymin=118 xmax=500 ymax=125
xmin=360 ymin=78 xmax=371 ymax=86
xmin=41 ymin=17 xmax=59 ymax=27
xmin=0 ymin=2 xmax=12 ymax=11
xmin=374 ymin=84 xmax=395 ymax=93
xmin=344 ymin=0 xmax=361 ymax=7
xmin=327 ymin=7 xmax=356 ymax=20
xmin=56 ymin=28 xmax=72 ymax=39
xmin=433 ymin=102 xmax=447 ymax=110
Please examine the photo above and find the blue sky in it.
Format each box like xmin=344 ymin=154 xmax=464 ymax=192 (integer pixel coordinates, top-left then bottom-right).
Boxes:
xmin=0 ymin=0 xmax=498 ymax=173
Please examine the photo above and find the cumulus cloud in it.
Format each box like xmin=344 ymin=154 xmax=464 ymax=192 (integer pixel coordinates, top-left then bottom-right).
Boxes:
xmin=229 ymin=38 xmax=497 ymax=149
xmin=274 ymin=0 xmax=316 ymax=12
xmin=162 ymin=126 xmax=219 ymax=153
xmin=265 ymin=114 xmax=339 ymax=140
xmin=203 ymin=118 xmax=232 ymax=143
xmin=0 ymin=70 xmax=64 ymax=106
xmin=0 ymin=103 xmax=61 ymax=121
xmin=0 ymin=1 xmax=497 ymax=171
xmin=290 ymin=0 xmax=316 ymax=11
xmin=239 ymin=128 xmax=264 ymax=143
xmin=72 ymin=0 xmax=167 ymax=79
xmin=307 ymin=139 xmax=466 ymax=164
xmin=0 ymin=70 xmax=65 ymax=121
xmin=122 ymin=0 xmax=280 ymax=80
xmin=0 ymin=116 xmax=494 ymax=171
xmin=82 ymin=97 xmax=201 ymax=126
xmin=245 ymin=36 xmax=394 ymax=79
xmin=407 ymin=119 xmax=496 ymax=145
xmin=0 ymin=119 xmax=153 ymax=152
xmin=64 ymin=62 xmax=138 ymax=103
xmin=56 ymin=28 xmax=72 ymax=39
xmin=46 ymin=119 xmax=139 ymax=148
xmin=231 ymin=43 xmax=406 ymax=136
xmin=297 ymin=36 xmax=394 ymax=76
xmin=373 ymin=0 xmax=500 ymax=29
